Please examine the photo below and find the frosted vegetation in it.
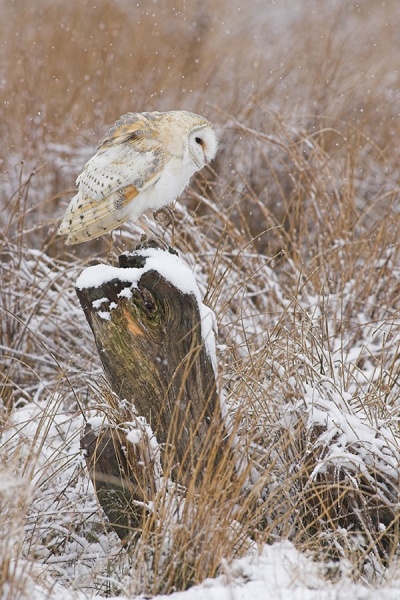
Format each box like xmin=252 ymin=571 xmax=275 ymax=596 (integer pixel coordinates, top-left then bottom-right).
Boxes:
xmin=2 ymin=0 xmax=400 ymax=598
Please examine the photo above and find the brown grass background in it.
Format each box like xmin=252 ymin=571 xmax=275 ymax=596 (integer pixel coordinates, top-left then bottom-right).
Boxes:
xmin=2 ymin=0 xmax=400 ymax=204
xmin=2 ymin=0 xmax=400 ymax=259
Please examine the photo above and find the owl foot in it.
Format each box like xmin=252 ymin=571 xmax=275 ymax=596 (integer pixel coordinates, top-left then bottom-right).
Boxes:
xmin=135 ymin=234 xmax=176 ymax=253
xmin=153 ymin=206 xmax=174 ymax=228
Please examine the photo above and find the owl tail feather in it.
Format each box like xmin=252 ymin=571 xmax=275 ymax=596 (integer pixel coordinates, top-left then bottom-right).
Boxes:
xmin=59 ymin=211 xmax=132 ymax=244
xmin=57 ymin=191 xmax=135 ymax=245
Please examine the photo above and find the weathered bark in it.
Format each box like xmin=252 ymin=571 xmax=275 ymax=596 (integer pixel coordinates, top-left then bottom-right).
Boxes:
xmin=77 ymin=247 xmax=222 ymax=501
xmin=81 ymin=422 xmax=155 ymax=542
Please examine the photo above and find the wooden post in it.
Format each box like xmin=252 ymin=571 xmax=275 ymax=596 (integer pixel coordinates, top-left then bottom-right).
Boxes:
xmin=77 ymin=245 xmax=223 ymax=536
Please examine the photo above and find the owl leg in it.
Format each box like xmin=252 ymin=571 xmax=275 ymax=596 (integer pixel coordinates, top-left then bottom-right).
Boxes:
xmin=136 ymin=216 xmax=170 ymax=250
xmin=137 ymin=216 xmax=153 ymax=237
xmin=153 ymin=205 xmax=174 ymax=228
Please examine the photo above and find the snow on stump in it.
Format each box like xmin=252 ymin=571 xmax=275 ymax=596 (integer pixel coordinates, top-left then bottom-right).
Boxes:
xmin=76 ymin=244 xmax=223 ymax=539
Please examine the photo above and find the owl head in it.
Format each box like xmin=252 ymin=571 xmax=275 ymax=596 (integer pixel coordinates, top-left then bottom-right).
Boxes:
xmin=155 ymin=110 xmax=217 ymax=169
xmin=187 ymin=122 xmax=218 ymax=169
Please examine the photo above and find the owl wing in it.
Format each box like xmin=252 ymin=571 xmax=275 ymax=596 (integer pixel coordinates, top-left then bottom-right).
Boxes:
xmin=58 ymin=127 xmax=171 ymax=243
xmin=96 ymin=111 xmax=166 ymax=151
xmin=76 ymin=138 xmax=169 ymax=205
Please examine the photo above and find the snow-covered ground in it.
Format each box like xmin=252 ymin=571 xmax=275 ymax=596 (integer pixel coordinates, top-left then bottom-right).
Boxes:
xmin=2 ymin=233 xmax=400 ymax=599
xmin=10 ymin=541 xmax=400 ymax=600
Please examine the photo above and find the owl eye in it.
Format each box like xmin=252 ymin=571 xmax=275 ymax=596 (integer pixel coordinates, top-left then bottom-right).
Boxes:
xmin=195 ymin=137 xmax=203 ymax=145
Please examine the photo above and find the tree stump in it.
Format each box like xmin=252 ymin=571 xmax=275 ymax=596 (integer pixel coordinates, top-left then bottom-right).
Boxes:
xmin=80 ymin=421 xmax=155 ymax=542
xmin=77 ymin=245 xmax=223 ymax=537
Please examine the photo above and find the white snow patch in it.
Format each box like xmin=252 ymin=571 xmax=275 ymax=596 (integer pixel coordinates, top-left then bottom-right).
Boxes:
xmin=199 ymin=303 xmax=218 ymax=377
xmin=87 ymin=415 xmax=109 ymax=431
xmin=99 ymin=540 xmax=400 ymax=600
xmin=91 ymin=297 xmax=108 ymax=309
xmin=75 ymin=263 xmax=135 ymax=290
xmin=118 ymin=286 xmax=134 ymax=300
xmin=126 ymin=428 xmax=142 ymax=445
xmin=97 ymin=310 xmax=111 ymax=321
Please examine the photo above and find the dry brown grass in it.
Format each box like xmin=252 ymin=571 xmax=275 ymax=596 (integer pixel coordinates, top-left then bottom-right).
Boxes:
xmin=2 ymin=0 xmax=400 ymax=597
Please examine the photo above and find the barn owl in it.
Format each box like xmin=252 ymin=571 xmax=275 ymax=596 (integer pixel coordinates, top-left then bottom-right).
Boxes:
xmin=58 ymin=110 xmax=218 ymax=244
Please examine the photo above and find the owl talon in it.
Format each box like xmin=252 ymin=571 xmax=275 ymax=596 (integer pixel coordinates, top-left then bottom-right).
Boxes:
xmin=153 ymin=206 xmax=174 ymax=228
xmin=136 ymin=234 xmax=169 ymax=251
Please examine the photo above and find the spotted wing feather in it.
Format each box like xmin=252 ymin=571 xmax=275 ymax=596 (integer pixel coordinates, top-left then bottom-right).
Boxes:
xmin=76 ymin=140 xmax=168 ymax=202
xmin=58 ymin=184 xmax=141 ymax=244
xmin=96 ymin=112 xmax=166 ymax=150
